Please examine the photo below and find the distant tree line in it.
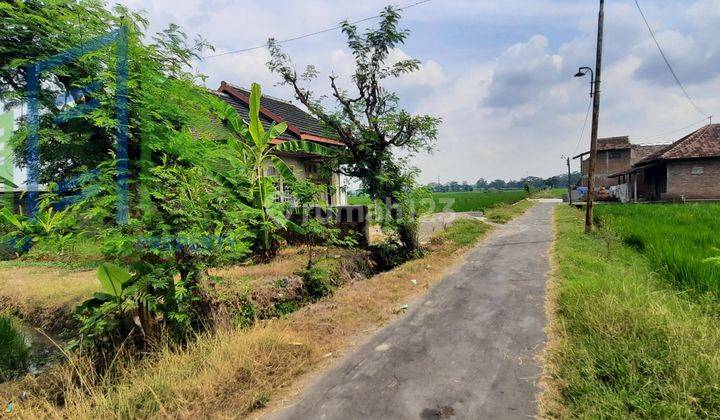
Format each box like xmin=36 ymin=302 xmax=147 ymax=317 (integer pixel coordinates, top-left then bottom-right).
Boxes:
xmin=426 ymin=171 xmax=582 ymax=193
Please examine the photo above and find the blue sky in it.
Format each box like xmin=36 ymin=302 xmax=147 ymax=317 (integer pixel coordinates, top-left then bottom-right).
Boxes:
xmin=117 ymin=0 xmax=720 ymax=184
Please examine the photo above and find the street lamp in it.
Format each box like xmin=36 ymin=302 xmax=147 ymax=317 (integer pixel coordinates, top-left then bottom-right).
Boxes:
xmin=574 ymin=66 xmax=594 ymax=97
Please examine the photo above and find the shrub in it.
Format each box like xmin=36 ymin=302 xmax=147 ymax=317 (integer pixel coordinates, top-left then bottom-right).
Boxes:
xmin=369 ymin=241 xmax=420 ymax=272
xmin=301 ymin=267 xmax=334 ymax=301
xmin=0 ymin=316 xmax=29 ymax=380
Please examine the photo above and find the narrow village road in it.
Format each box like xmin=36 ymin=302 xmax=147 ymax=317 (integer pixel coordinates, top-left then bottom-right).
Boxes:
xmin=269 ymin=202 xmax=557 ymax=420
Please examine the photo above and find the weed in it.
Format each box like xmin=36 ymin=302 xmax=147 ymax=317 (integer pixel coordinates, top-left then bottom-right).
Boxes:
xmin=0 ymin=316 xmax=29 ymax=380
xmin=434 ymin=218 xmax=490 ymax=247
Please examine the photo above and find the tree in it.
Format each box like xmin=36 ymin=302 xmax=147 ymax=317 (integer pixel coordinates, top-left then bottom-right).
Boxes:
xmin=489 ymin=179 xmax=506 ymax=189
xmin=474 ymin=178 xmax=488 ymax=190
xmin=0 ymin=1 xmax=263 ymax=349
xmin=0 ymin=1 xmax=211 ymax=183
xmin=267 ymin=6 xmax=440 ymax=254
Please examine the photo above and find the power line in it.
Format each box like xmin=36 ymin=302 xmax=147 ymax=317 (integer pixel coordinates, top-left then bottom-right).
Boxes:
xmin=201 ymin=0 xmax=433 ymax=59
xmin=635 ymin=116 xmax=710 ymax=143
xmin=572 ymin=98 xmax=593 ymax=155
xmin=633 ymin=0 xmax=710 ymax=119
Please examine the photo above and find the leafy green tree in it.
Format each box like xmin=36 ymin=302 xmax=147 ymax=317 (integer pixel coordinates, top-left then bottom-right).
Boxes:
xmin=268 ymin=6 xmax=440 ymax=254
xmin=0 ymin=0 xmax=211 ymax=183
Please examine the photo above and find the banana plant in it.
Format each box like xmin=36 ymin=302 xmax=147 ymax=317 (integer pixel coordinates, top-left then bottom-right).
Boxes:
xmin=212 ymin=83 xmax=336 ymax=258
xmin=0 ymin=175 xmax=16 ymax=189
xmin=0 ymin=206 xmax=70 ymax=255
xmin=73 ymin=263 xmax=136 ymax=348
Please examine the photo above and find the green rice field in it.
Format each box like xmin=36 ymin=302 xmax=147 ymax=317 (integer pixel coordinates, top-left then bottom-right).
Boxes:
xmin=596 ymin=204 xmax=720 ymax=295
xmin=348 ymin=190 xmax=527 ymax=213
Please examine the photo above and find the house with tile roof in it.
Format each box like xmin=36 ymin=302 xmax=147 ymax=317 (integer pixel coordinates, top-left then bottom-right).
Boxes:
xmin=611 ymin=124 xmax=720 ymax=201
xmin=574 ymin=136 xmax=668 ymax=189
xmin=216 ymin=82 xmax=347 ymax=206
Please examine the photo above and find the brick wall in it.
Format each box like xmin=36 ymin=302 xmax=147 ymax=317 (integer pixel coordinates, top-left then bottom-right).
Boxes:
xmin=665 ymin=159 xmax=720 ymax=200
xmin=580 ymin=149 xmax=631 ymax=187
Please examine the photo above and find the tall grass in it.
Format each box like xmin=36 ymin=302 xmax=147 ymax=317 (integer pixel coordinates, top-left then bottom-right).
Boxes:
xmin=596 ymin=204 xmax=720 ymax=295
xmin=542 ymin=206 xmax=720 ymax=418
xmin=0 ymin=316 xmax=29 ymax=380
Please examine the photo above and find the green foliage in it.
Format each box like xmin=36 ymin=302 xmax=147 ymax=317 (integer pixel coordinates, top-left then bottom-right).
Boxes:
xmin=300 ymin=266 xmax=334 ymax=301
xmin=268 ymin=6 xmax=440 ymax=253
xmin=368 ymin=241 xmax=417 ymax=272
xmin=0 ymin=174 xmax=16 ymax=188
xmin=210 ymin=83 xmax=334 ymax=259
xmin=484 ymin=200 xmax=533 ymax=224
xmin=288 ymin=178 xmax=358 ymax=267
xmin=0 ymin=315 xmax=29 ymax=380
xmin=0 ymin=0 xmax=213 ymax=183
xmin=596 ymin=204 xmax=720 ymax=295
xmin=72 ymin=263 xmax=136 ymax=349
xmin=0 ymin=203 xmax=75 ymax=257
xmin=1 ymin=0 xmax=263 ymax=350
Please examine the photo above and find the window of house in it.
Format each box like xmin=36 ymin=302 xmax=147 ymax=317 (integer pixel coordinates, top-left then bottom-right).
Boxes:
xmin=608 ymin=150 xmax=622 ymax=159
xmin=692 ymin=167 xmax=704 ymax=175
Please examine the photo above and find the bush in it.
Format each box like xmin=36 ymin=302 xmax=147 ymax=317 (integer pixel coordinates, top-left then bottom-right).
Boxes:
xmin=369 ymin=241 xmax=420 ymax=272
xmin=0 ymin=316 xmax=29 ymax=380
xmin=301 ymin=267 xmax=334 ymax=301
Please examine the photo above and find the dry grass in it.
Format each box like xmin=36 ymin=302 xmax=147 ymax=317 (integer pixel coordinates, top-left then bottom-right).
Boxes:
xmin=0 ymin=218 xmax=498 ymax=419
xmin=0 ymin=266 xmax=96 ymax=331
xmin=211 ymin=247 xmax=308 ymax=290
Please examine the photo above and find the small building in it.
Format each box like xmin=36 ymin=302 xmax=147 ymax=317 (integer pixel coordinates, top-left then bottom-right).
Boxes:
xmin=611 ymin=124 xmax=720 ymax=202
xmin=216 ymin=82 xmax=348 ymax=206
xmin=574 ymin=136 xmax=667 ymax=189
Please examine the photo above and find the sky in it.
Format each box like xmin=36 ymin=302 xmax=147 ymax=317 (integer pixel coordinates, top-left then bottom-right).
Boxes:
xmin=115 ymin=0 xmax=720 ymax=184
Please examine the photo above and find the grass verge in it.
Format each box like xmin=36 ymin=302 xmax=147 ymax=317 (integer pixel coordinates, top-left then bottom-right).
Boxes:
xmin=484 ymin=199 xmax=533 ymax=223
xmin=0 ymin=217 xmax=497 ymax=418
xmin=540 ymin=205 xmax=720 ymax=418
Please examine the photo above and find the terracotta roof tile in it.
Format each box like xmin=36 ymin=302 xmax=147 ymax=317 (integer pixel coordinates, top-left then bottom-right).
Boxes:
xmin=631 ymin=144 xmax=669 ymax=164
xmin=219 ymin=82 xmax=338 ymax=141
xmin=597 ymin=136 xmax=631 ymax=151
xmin=634 ymin=124 xmax=720 ymax=165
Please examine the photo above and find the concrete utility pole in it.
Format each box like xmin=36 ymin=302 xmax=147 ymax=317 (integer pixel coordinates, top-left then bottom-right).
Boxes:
xmin=585 ymin=0 xmax=604 ymax=233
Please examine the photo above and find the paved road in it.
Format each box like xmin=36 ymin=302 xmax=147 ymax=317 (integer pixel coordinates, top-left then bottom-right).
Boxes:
xmin=269 ymin=202 xmax=556 ymax=420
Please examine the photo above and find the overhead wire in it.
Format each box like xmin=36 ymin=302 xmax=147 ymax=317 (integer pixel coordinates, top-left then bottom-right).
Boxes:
xmin=201 ymin=0 xmax=433 ymax=59
xmin=633 ymin=0 xmax=710 ymax=120
xmin=572 ymin=98 xmax=593 ymax=156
